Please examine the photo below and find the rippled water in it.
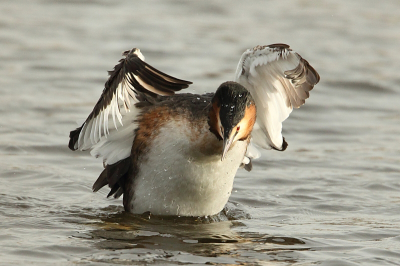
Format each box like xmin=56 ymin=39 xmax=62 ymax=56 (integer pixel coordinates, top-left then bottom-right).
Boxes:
xmin=1 ymin=0 xmax=400 ymax=265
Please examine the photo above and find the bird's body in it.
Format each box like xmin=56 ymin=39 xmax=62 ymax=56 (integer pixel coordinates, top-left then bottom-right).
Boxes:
xmin=119 ymin=93 xmax=249 ymax=216
xmin=69 ymin=44 xmax=320 ymax=217
xmin=130 ymin=104 xmax=248 ymax=216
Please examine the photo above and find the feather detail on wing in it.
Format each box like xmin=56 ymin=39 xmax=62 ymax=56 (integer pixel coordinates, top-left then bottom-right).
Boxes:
xmin=241 ymin=141 xmax=261 ymax=171
xmin=68 ymin=48 xmax=192 ymax=165
xmin=235 ymin=44 xmax=320 ymax=150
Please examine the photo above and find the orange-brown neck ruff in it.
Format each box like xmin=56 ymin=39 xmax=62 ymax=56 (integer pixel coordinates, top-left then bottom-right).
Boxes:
xmin=237 ymin=103 xmax=256 ymax=140
xmin=208 ymin=101 xmax=222 ymax=141
xmin=209 ymin=100 xmax=256 ymax=142
xmin=208 ymin=81 xmax=256 ymax=142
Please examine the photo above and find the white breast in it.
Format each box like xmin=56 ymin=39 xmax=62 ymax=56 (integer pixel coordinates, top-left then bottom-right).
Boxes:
xmin=127 ymin=119 xmax=248 ymax=216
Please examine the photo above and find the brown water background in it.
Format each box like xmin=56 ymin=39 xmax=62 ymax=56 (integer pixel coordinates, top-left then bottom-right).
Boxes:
xmin=1 ymin=0 xmax=400 ymax=265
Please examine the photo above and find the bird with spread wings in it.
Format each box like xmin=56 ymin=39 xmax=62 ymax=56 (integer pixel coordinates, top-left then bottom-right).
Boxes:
xmin=68 ymin=43 xmax=320 ymax=216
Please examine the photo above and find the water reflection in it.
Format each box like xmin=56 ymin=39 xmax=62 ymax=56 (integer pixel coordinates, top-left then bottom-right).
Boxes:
xmin=73 ymin=208 xmax=309 ymax=265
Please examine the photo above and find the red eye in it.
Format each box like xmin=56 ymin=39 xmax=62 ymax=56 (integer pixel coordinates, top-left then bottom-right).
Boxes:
xmin=237 ymin=126 xmax=240 ymax=131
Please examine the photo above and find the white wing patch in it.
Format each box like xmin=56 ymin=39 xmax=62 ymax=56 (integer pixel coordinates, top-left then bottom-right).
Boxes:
xmin=235 ymin=44 xmax=320 ymax=150
xmin=90 ymin=108 xmax=138 ymax=165
xmin=74 ymin=90 xmax=140 ymax=166
xmin=242 ymin=141 xmax=261 ymax=164
xmin=73 ymin=50 xmax=145 ymax=153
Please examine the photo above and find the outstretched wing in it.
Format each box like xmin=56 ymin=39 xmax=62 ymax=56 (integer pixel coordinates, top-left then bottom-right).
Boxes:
xmin=235 ymin=44 xmax=320 ymax=151
xmin=68 ymin=48 xmax=192 ymax=166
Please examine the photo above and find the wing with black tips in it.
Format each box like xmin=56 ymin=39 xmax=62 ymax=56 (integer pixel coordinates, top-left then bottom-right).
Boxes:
xmin=69 ymin=48 xmax=192 ymax=164
xmin=235 ymin=44 xmax=320 ymax=151
xmin=68 ymin=48 xmax=192 ymax=197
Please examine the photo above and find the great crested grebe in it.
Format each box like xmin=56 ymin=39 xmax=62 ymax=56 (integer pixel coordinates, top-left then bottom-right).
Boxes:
xmin=68 ymin=44 xmax=320 ymax=216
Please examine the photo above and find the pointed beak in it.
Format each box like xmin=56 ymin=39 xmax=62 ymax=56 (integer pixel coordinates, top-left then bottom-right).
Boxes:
xmin=221 ymin=129 xmax=235 ymax=161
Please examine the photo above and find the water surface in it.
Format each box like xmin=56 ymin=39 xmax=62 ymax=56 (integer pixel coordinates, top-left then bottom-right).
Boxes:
xmin=1 ymin=0 xmax=400 ymax=265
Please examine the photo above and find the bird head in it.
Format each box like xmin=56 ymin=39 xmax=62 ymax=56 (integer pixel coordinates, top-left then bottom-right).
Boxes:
xmin=209 ymin=81 xmax=256 ymax=160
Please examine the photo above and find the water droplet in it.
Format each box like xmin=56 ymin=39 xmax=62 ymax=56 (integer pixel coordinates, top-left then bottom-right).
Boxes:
xmin=239 ymin=94 xmax=242 ymax=97
xmin=168 ymin=176 xmax=172 ymax=180
xmin=196 ymin=97 xmax=200 ymax=100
